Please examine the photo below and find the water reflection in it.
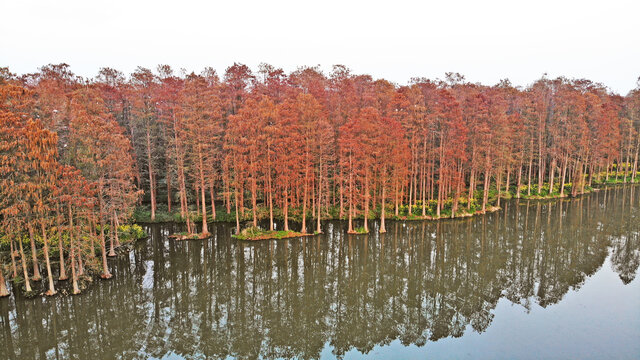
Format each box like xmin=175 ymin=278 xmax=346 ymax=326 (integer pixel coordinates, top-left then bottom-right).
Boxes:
xmin=1 ymin=186 xmax=639 ymax=359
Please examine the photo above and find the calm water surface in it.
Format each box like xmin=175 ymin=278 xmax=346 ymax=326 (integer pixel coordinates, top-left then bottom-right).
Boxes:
xmin=1 ymin=186 xmax=639 ymax=359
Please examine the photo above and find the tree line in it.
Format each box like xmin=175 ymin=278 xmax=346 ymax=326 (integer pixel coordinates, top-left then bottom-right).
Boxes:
xmin=1 ymin=63 xmax=639 ymax=295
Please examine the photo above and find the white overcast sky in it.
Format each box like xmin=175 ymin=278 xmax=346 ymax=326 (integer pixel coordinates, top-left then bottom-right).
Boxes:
xmin=1 ymin=0 xmax=638 ymax=94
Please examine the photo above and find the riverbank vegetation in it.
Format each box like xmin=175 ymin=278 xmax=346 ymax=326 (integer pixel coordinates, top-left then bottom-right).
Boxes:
xmin=2 ymin=64 xmax=640 ymax=295
xmin=232 ymin=226 xmax=312 ymax=241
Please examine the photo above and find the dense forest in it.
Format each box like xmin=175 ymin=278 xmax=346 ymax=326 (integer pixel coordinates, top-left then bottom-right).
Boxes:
xmin=1 ymin=63 xmax=640 ymax=297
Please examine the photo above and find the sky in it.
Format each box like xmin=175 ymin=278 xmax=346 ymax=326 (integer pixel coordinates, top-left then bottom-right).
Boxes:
xmin=1 ymin=0 xmax=638 ymax=95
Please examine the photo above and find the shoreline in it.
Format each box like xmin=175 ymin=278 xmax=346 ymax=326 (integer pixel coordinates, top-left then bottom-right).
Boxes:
xmin=137 ymin=181 xmax=639 ymax=226
xmin=150 ymin=182 xmax=639 ymax=241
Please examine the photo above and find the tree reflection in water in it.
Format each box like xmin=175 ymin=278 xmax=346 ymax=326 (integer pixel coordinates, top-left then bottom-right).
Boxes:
xmin=1 ymin=186 xmax=638 ymax=359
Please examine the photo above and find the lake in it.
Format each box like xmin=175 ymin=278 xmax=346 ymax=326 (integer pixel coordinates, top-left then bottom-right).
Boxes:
xmin=1 ymin=185 xmax=639 ymax=359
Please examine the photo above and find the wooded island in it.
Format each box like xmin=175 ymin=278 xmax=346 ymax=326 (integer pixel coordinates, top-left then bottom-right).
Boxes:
xmin=1 ymin=64 xmax=639 ymax=296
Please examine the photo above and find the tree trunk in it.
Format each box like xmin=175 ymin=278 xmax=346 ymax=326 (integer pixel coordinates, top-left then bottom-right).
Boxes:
xmin=27 ymin=222 xmax=41 ymax=281
xmin=68 ymin=205 xmax=80 ymax=294
xmin=234 ymin=186 xmax=241 ymax=234
xmin=301 ymin=152 xmax=309 ymax=234
xmin=146 ymin=128 xmax=156 ymax=221
xmin=10 ymin=238 xmax=17 ymax=279
xmin=0 ymin=268 xmax=8 ymax=297
xmin=41 ymin=223 xmax=56 ymax=296
xmin=549 ymin=158 xmax=556 ymax=195
xmin=108 ymin=216 xmax=116 ymax=257
xmin=364 ymin=169 xmax=369 ymax=233
xmin=516 ymin=163 xmax=522 ymax=199
xmin=348 ymin=155 xmax=354 ymax=233
xmin=317 ymin=157 xmax=322 ymax=234
xmin=199 ymin=147 xmax=209 ymax=234
xmin=56 ymin=208 xmax=67 ymax=281
xmin=380 ymin=180 xmax=386 ymax=233
xmin=283 ymin=186 xmax=290 ymax=231
xmin=482 ymin=158 xmax=491 ymax=213
xmin=167 ymin=168 xmax=172 ymax=213
xmin=99 ymin=212 xmax=112 ymax=279
xmin=18 ymin=238 xmax=32 ymax=293
xmin=560 ymin=155 xmax=568 ymax=197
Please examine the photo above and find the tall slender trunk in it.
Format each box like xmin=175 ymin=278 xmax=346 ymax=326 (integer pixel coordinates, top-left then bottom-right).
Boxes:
xmin=549 ymin=158 xmax=556 ymax=195
xmin=496 ymin=168 xmax=502 ymax=207
xmin=41 ymin=223 xmax=56 ymax=296
xmin=199 ymin=146 xmax=209 ymax=234
xmin=516 ymin=162 xmax=523 ymax=199
xmin=167 ymin=168 xmax=172 ymax=213
xmin=538 ymin=116 xmax=545 ymax=193
xmin=560 ymin=154 xmax=568 ymax=197
xmin=364 ymin=169 xmax=369 ymax=233
xmin=380 ymin=178 xmax=386 ymax=233
xmin=437 ymin=138 xmax=445 ymax=217
xmin=632 ymin=137 xmax=640 ymax=181
xmin=527 ymin=151 xmax=533 ymax=196
xmin=10 ymin=238 xmax=17 ymax=279
xmin=98 ymin=192 xmax=112 ymax=279
xmin=482 ymin=157 xmax=491 ymax=212
xmin=234 ymin=185 xmax=241 ymax=234
xmin=57 ymin=208 xmax=67 ymax=280
xmin=421 ymin=138 xmax=427 ymax=216
xmin=283 ymin=186 xmax=290 ymax=231
xmin=99 ymin=218 xmax=111 ymax=279
xmin=209 ymin=176 xmax=216 ymax=220
xmin=68 ymin=205 xmax=80 ymax=294
xmin=468 ymin=169 xmax=475 ymax=210
xmin=394 ymin=179 xmax=399 ymax=217
xmin=317 ymin=157 xmax=323 ymax=234
xmin=146 ymin=128 xmax=156 ymax=221
xmin=0 ymin=268 xmax=8 ymax=297
xmin=108 ymin=215 xmax=116 ymax=257
xmin=18 ymin=239 xmax=32 ymax=293
xmin=301 ymin=150 xmax=309 ymax=233
xmin=27 ymin=222 xmax=41 ymax=281
xmin=348 ymin=154 xmax=354 ymax=233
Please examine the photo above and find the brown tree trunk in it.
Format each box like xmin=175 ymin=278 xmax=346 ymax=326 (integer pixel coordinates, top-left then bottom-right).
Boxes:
xmin=301 ymin=152 xmax=309 ymax=233
xmin=380 ymin=179 xmax=386 ymax=233
xmin=348 ymin=155 xmax=354 ymax=233
xmin=68 ymin=205 xmax=80 ymax=294
xmin=167 ymin=168 xmax=172 ymax=213
xmin=41 ymin=223 xmax=56 ymax=296
xmin=0 ymin=268 xmax=8 ymax=297
xmin=56 ymin=207 xmax=67 ymax=281
xmin=146 ymin=128 xmax=156 ymax=221
xmin=18 ymin=238 xmax=32 ymax=293
xmin=27 ymin=222 xmax=41 ymax=281
xmin=317 ymin=157 xmax=322 ymax=234
xmin=10 ymin=238 xmax=17 ymax=279
xmin=364 ymin=169 xmax=369 ymax=233
xmin=199 ymin=147 xmax=209 ymax=234
xmin=283 ymin=186 xmax=290 ymax=231
xmin=549 ymin=158 xmax=556 ymax=195
xmin=516 ymin=163 xmax=522 ymax=199
xmin=482 ymin=158 xmax=491 ymax=213
xmin=560 ymin=155 xmax=568 ymax=197
xmin=234 ymin=185 xmax=241 ymax=234
xmin=108 ymin=216 xmax=116 ymax=257
xmin=99 ymin=210 xmax=112 ymax=279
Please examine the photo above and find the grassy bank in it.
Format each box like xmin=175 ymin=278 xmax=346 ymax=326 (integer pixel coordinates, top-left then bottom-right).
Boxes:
xmin=232 ymin=227 xmax=313 ymax=241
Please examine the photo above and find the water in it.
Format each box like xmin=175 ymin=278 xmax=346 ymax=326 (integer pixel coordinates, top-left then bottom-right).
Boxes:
xmin=1 ymin=186 xmax=639 ymax=359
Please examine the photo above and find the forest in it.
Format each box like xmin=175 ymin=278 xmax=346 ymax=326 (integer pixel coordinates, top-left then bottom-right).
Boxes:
xmin=1 ymin=63 xmax=640 ymax=297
